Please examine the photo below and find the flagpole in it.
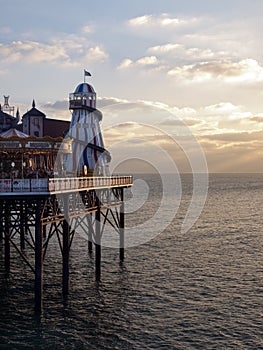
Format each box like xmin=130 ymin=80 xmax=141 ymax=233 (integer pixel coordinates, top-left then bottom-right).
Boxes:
xmin=84 ymin=69 xmax=86 ymax=83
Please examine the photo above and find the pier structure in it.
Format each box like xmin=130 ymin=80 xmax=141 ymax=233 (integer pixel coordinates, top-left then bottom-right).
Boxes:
xmin=0 ymin=76 xmax=133 ymax=311
xmin=0 ymin=176 xmax=132 ymax=311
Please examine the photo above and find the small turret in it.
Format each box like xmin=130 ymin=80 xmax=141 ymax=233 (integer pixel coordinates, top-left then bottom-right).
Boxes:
xmin=69 ymin=83 xmax=96 ymax=110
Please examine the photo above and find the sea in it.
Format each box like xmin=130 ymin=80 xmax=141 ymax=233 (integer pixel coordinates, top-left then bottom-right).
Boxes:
xmin=0 ymin=173 xmax=263 ymax=349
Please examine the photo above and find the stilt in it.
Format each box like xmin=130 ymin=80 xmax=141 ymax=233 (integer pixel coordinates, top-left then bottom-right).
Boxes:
xmin=25 ymin=202 xmax=30 ymax=236
xmin=43 ymin=206 xmax=48 ymax=240
xmin=120 ymin=188 xmax=125 ymax=262
xmin=95 ymin=195 xmax=101 ymax=280
xmin=87 ymin=213 xmax=93 ymax=253
xmin=62 ymin=195 xmax=70 ymax=295
xmin=4 ymin=203 xmax=10 ymax=270
xmin=0 ymin=201 xmax=3 ymax=240
xmin=35 ymin=199 xmax=43 ymax=313
xmin=20 ymin=201 xmax=25 ymax=250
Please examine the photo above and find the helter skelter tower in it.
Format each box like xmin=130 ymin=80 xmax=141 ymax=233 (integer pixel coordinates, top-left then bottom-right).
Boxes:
xmin=66 ymin=74 xmax=111 ymax=176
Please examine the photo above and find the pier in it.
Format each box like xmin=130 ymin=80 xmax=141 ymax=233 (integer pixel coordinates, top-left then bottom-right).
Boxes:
xmin=0 ymin=175 xmax=132 ymax=311
xmin=0 ymin=76 xmax=133 ymax=312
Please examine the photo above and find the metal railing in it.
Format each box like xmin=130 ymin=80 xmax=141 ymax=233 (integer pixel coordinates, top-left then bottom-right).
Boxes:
xmin=0 ymin=176 xmax=133 ymax=193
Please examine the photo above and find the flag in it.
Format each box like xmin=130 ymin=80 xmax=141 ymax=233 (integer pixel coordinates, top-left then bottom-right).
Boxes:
xmin=84 ymin=70 xmax=91 ymax=76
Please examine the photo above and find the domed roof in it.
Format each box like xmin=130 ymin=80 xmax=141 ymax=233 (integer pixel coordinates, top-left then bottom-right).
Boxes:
xmin=74 ymin=83 xmax=95 ymax=94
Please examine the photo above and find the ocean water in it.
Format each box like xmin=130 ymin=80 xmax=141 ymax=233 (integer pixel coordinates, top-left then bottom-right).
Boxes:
xmin=0 ymin=173 xmax=263 ymax=349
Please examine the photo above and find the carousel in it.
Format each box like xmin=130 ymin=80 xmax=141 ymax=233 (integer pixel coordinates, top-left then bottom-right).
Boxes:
xmin=0 ymin=128 xmax=71 ymax=190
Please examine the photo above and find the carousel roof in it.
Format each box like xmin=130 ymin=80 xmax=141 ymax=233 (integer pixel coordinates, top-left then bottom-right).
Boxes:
xmin=0 ymin=128 xmax=29 ymax=138
xmin=0 ymin=131 xmax=72 ymax=154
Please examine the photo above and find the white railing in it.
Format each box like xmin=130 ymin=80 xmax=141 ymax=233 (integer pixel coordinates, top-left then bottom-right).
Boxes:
xmin=0 ymin=176 xmax=133 ymax=193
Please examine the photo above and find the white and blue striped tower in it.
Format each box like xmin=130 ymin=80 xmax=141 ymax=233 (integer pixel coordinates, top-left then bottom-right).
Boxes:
xmin=66 ymin=76 xmax=111 ymax=176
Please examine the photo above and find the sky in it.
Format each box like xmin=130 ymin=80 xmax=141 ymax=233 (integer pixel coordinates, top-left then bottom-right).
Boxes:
xmin=1 ymin=0 xmax=263 ymax=173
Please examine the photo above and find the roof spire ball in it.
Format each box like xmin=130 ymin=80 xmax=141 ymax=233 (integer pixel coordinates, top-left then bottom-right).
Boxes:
xmin=32 ymin=100 xmax=36 ymax=108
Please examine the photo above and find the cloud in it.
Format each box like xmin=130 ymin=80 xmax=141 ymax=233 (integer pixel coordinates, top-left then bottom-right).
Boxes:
xmin=97 ymin=96 xmax=129 ymax=108
xmin=0 ymin=40 xmax=68 ymax=63
xmin=128 ymin=14 xmax=199 ymax=29
xmin=118 ymin=56 xmax=159 ymax=70
xmin=202 ymin=130 xmax=263 ymax=143
xmin=148 ymin=43 xmax=218 ymax=62
xmin=42 ymin=100 xmax=68 ymax=110
xmin=81 ymin=24 xmax=93 ymax=34
xmin=168 ymin=59 xmax=263 ymax=84
xmin=0 ymin=36 xmax=108 ymax=66
xmin=159 ymin=116 xmax=202 ymax=127
xmin=84 ymin=46 xmax=108 ymax=61
xmin=249 ymin=116 xmax=263 ymax=123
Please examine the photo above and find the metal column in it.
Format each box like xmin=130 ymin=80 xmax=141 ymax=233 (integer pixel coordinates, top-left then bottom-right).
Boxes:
xmin=35 ymin=199 xmax=43 ymax=312
xmin=95 ymin=193 xmax=101 ymax=280
xmin=4 ymin=202 xmax=10 ymax=270
xmin=87 ymin=213 xmax=93 ymax=254
xmin=62 ymin=194 xmax=70 ymax=295
xmin=120 ymin=188 xmax=125 ymax=262
xmin=20 ymin=201 xmax=25 ymax=250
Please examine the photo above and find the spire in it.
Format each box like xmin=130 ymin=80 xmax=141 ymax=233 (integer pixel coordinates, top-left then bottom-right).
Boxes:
xmin=32 ymin=100 xmax=36 ymax=108
xmin=16 ymin=108 xmax=20 ymax=122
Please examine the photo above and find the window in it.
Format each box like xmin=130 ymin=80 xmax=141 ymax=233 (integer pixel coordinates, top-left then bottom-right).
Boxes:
xmin=34 ymin=118 xmax=39 ymax=126
xmin=34 ymin=131 xmax=39 ymax=137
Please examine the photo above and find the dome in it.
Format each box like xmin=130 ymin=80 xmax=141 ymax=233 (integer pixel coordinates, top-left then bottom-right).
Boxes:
xmin=74 ymin=83 xmax=95 ymax=94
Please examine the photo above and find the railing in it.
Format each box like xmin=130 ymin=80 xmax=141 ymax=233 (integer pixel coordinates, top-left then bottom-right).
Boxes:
xmin=0 ymin=176 xmax=133 ymax=193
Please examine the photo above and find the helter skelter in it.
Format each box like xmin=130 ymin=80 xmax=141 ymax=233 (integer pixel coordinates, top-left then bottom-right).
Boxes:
xmin=0 ymin=74 xmax=132 ymax=312
xmin=66 ymin=73 xmax=111 ymax=176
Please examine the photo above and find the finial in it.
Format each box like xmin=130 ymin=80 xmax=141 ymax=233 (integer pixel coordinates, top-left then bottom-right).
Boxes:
xmin=4 ymin=95 xmax=10 ymax=107
xmin=16 ymin=108 xmax=20 ymax=122
xmin=32 ymin=100 xmax=36 ymax=108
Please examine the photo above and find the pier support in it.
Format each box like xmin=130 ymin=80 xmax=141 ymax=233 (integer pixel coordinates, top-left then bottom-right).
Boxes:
xmin=0 ymin=201 xmax=3 ymax=240
xmin=95 ymin=194 xmax=101 ymax=280
xmin=120 ymin=188 xmax=125 ymax=262
xmin=62 ymin=195 xmax=70 ymax=296
xmin=20 ymin=201 xmax=25 ymax=250
xmin=4 ymin=203 xmax=10 ymax=270
xmin=35 ymin=200 xmax=43 ymax=312
xmin=0 ymin=176 xmax=132 ymax=311
xmin=87 ymin=213 xmax=93 ymax=254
